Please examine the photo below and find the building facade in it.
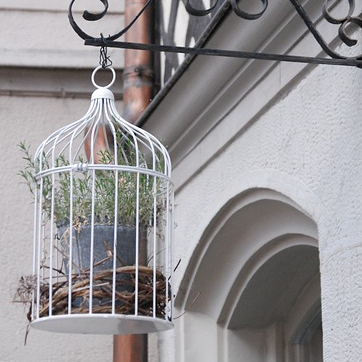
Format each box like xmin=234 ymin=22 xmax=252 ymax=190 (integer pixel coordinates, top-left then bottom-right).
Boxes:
xmin=142 ymin=1 xmax=362 ymax=361
xmin=2 ymin=1 xmax=362 ymax=362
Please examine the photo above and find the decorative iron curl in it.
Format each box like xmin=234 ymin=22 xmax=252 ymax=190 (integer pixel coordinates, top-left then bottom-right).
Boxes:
xmin=185 ymin=0 xmax=268 ymax=20
xmin=338 ymin=17 xmax=362 ymax=47
xmin=68 ymin=0 xmax=154 ymax=41
xmin=323 ymin=0 xmax=362 ymax=47
xmin=290 ymin=0 xmax=362 ymax=60
xmin=231 ymin=0 xmax=268 ymax=20
xmin=323 ymin=0 xmax=355 ymax=25
xmin=185 ymin=0 xmax=219 ymax=16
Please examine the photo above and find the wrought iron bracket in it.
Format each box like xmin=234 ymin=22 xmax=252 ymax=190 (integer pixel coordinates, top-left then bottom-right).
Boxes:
xmin=69 ymin=0 xmax=362 ymax=68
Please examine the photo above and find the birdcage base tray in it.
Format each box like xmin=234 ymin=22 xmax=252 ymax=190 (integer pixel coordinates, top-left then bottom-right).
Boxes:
xmin=30 ymin=314 xmax=173 ymax=334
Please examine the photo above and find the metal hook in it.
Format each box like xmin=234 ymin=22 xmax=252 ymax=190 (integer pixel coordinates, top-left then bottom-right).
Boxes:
xmin=99 ymin=35 xmax=113 ymax=69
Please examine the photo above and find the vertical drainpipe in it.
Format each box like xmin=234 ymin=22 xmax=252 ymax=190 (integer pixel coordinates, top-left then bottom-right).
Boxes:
xmin=121 ymin=0 xmax=154 ymax=124
xmin=113 ymin=0 xmax=154 ymax=361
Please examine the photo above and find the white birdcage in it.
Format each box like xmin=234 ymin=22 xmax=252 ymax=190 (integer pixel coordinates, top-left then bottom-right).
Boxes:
xmin=29 ymin=66 xmax=174 ymax=334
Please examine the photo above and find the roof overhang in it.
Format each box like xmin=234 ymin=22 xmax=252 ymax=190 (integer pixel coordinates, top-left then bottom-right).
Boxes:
xmin=136 ymin=0 xmax=361 ymax=190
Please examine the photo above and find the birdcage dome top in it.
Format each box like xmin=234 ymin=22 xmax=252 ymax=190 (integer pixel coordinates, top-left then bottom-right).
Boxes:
xmin=33 ymin=66 xmax=171 ymax=180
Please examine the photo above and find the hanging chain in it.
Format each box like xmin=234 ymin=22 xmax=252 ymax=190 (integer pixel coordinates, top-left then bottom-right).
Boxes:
xmin=99 ymin=39 xmax=113 ymax=69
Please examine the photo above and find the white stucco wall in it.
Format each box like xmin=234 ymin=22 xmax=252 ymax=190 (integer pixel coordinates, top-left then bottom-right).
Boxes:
xmin=147 ymin=61 xmax=362 ymax=361
xmin=172 ymin=61 xmax=362 ymax=276
xmin=1 ymin=0 xmax=124 ymax=69
xmin=189 ymin=64 xmax=359 ymax=361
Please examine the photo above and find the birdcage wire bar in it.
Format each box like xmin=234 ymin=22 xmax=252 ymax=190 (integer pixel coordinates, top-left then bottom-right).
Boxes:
xmin=29 ymin=66 xmax=173 ymax=334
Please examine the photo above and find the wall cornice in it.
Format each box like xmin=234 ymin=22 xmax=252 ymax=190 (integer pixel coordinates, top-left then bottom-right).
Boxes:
xmin=0 ymin=67 xmax=123 ymax=99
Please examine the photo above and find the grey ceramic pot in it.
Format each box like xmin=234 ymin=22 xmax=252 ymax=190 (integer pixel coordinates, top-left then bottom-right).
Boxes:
xmin=59 ymin=224 xmax=140 ymax=308
xmin=60 ymin=224 xmax=137 ymax=273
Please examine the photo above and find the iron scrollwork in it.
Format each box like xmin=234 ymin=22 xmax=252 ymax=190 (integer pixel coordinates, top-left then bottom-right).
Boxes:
xmin=185 ymin=0 xmax=268 ymax=20
xmin=68 ymin=0 xmax=153 ymax=41
xmin=231 ymin=0 xmax=268 ymax=20
xmin=323 ymin=0 xmax=362 ymax=49
xmin=291 ymin=0 xmax=362 ymax=60
xmin=68 ymin=0 xmax=362 ymax=67
xmin=185 ymin=0 xmax=219 ymax=16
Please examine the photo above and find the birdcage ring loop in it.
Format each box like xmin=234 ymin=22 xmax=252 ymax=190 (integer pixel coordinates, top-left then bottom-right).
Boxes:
xmin=91 ymin=65 xmax=116 ymax=89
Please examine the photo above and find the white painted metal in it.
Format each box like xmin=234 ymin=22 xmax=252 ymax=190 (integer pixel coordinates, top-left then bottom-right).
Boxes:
xmin=30 ymin=66 xmax=173 ymax=334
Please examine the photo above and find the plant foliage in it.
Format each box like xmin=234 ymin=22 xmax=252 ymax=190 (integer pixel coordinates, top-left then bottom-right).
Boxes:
xmin=18 ymin=134 xmax=165 ymax=228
